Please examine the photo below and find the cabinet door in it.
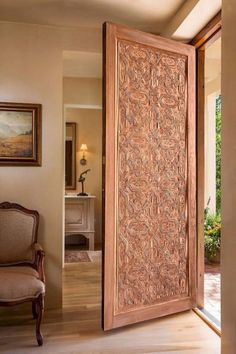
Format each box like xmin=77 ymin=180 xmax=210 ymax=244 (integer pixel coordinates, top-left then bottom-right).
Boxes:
xmin=103 ymin=22 xmax=196 ymax=330
xmin=65 ymin=199 xmax=88 ymax=232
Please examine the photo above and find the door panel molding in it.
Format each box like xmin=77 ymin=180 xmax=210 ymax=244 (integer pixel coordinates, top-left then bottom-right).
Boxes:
xmin=103 ymin=22 xmax=196 ymax=330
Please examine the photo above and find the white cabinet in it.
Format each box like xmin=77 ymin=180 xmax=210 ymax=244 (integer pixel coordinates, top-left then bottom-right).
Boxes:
xmin=65 ymin=196 xmax=95 ymax=250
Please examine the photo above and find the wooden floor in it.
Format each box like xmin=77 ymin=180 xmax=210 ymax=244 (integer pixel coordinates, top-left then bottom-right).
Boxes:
xmin=0 ymin=252 xmax=220 ymax=354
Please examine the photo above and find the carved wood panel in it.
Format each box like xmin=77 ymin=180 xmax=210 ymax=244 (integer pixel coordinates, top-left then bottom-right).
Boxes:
xmin=116 ymin=39 xmax=189 ymax=314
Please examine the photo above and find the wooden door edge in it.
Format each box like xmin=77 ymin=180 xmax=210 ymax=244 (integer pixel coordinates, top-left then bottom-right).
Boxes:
xmin=106 ymin=297 xmax=195 ymax=330
xmin=190 ymin=11 xmax=221 ymax=48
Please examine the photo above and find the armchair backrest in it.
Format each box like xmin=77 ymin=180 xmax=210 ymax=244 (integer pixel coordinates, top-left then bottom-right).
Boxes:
xmin=0 ymin=202 xmax=39 ymax=265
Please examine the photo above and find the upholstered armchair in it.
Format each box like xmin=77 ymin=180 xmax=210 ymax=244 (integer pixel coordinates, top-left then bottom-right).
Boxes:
xmin=0 ymin=202 xmax=45 ymax=346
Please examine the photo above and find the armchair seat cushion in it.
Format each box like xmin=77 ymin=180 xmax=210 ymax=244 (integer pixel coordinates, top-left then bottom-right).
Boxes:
xmin=0 ymin=266 xmax=45 ymax=302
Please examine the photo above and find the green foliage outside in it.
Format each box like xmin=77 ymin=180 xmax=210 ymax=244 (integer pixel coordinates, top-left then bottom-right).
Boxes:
xmin=204 ymin=95 xmax=221 ymax=261
xmin=204 ymin=207 xmax=221 ymax=260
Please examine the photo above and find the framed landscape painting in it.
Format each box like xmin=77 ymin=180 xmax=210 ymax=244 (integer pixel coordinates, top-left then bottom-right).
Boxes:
xmin=0 ymin=102 xmax=42 ymax=166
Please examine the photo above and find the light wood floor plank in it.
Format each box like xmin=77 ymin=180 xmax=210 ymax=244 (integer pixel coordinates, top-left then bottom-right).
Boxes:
xmin=0 ymin=253 xmax=220 ymax=354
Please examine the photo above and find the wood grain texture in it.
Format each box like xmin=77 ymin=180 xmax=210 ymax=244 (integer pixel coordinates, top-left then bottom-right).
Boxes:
xmin=196 ymin=49 xmax=205 ymax=308
xmin=0 ymin=259 xmax=220 ymax=354
xmin=117 ymin=40 xmax=189 ymax=311
xmin=103 ymin=22 xmax=196 ymax=330
xmin=190 ymin=11 xmax=221 ymax=49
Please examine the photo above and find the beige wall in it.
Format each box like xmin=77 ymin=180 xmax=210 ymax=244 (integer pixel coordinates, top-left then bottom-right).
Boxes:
xmin=63 ymin=77 xmax=102 ymax=106
xmin=0 ymin=23 xmax=63 ymax=308
xmin=0 ymin=22 xmax=102 ymax=309
xmin=64 ymin=77 xmax=102 ymax=244
xmin=222 ymin=1 xmax=236 ymax=353
xmin=66 ymin=108 xmax=102 ymax=244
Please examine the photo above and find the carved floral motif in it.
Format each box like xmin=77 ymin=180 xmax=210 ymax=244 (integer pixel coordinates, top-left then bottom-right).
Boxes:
xmin=116 ymin=39 xmax=189 ymax=314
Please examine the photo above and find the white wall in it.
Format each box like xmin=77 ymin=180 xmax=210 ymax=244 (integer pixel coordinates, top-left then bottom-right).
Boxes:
xmin=222 ymin=1 xmax=236 ymax=352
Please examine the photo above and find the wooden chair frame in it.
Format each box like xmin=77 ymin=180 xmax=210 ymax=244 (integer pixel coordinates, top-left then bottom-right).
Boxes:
xmin=0 ymin=201 xmax=45 ymax=346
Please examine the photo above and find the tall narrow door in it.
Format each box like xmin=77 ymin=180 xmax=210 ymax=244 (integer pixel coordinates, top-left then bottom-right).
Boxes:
xmin=103 ymin=22 xmax=196 ymax=330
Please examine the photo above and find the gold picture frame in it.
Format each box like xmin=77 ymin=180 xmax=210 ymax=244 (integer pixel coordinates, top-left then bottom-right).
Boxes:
xmin=0 ymin=102 xmax=42 ymax=166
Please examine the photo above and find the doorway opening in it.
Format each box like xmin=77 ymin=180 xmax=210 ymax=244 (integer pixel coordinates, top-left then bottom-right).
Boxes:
xmin=62 ymin=50 xmax=103 ymax=314
xmin=203 ymin=36 xmax=221 ymax=329
xmin=195 ymin=17 xmax=222 ymax=333
xmin=61 ymin=19 xmax=221 ymax=333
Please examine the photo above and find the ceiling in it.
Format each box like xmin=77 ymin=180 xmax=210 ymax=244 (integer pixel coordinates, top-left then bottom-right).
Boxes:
xmin=0 ymin=0 xmax=185 ymax=33
xmin=0 ymin=0 xmax=221 ymax=79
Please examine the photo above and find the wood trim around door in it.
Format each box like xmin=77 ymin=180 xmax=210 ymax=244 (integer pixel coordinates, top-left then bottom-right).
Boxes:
xmin=196 ymin=48 xmax=205 ymax=308
xmin=190 ymin=11 xmax=221 ymax=49
xmin=191 ymin=13 xmax=221 ymax=309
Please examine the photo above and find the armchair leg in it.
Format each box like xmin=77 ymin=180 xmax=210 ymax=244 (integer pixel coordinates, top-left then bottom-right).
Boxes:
xmin=32 ymin=300 xmax=38 ymax=319
xmin=35 ymin=294 xmax=44 ymax=346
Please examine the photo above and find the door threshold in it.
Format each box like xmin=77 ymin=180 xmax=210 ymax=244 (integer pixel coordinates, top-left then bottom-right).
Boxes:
xmin=193 ymin=308 xmax=221 ymax=337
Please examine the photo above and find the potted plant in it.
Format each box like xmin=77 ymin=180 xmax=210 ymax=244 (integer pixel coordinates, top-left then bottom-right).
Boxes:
xmin=204 ymin=208 xmax=221 ymax=263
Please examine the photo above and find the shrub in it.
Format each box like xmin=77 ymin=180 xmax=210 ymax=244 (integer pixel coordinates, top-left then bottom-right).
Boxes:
xmin=204 ymin=208 xmax=221 ymax=260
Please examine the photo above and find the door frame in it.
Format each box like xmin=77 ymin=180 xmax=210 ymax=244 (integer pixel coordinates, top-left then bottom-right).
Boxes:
xmin=190 ymin=11 xmax=221 ymax=332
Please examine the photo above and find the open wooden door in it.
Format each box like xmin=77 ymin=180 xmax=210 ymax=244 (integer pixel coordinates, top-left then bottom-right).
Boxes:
xmin=102 ymin=22 xmax=196 ymax=330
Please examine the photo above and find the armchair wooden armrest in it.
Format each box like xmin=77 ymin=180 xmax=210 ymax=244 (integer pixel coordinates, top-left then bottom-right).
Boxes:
xmin=32 ymin=243 xmax=45 ymax=283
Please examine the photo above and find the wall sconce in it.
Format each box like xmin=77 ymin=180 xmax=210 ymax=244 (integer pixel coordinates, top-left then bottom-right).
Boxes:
xmin=80 ymin=144 xmax=88 ymax=165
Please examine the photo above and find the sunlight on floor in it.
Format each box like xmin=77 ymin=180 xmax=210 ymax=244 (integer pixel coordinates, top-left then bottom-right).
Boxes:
xmin=204 ymin=263 xmax=221 ymax=327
